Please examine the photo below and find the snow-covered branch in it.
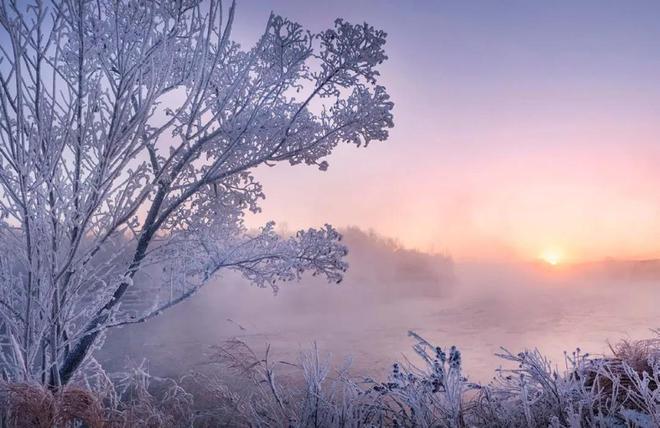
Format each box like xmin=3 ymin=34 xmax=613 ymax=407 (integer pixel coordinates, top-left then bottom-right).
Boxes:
xmin=0 ymin=0 xmax=393 ymax=386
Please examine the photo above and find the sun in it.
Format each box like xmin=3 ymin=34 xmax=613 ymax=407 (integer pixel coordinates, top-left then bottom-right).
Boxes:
xmin=540 ymin=249 xmax=562 ymax=266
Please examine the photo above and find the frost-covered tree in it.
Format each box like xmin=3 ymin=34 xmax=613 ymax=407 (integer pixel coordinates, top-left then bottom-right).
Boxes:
xmin=0 ymin=0 xmax=393 ymax=387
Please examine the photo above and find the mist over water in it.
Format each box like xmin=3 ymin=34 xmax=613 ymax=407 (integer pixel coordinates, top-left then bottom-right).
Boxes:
xmin=102 ymin=229 xmax=660 ymax=383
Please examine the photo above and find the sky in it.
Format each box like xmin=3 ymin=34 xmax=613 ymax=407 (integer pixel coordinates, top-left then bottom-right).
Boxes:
xmin=235 ymin=0 xmax=660 ymax=263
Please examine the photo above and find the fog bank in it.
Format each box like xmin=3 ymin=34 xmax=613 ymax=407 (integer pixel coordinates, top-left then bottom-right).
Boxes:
xmin=101 ymin=229 xmax=660 ymax=382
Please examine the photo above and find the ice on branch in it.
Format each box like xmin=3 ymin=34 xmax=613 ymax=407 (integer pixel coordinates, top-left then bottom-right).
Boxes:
xmin=0 ymin=0 xmax=393 ymax=386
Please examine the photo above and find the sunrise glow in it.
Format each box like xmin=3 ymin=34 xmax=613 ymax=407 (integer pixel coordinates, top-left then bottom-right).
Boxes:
xmin=541 ymin=249 xmax=563 ymax=266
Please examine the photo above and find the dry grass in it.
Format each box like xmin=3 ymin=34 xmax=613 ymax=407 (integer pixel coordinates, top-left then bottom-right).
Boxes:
xmin=582 ymin=338 xmax=660 ymax=406
xmin=576 ymin=336 xmax=660 ymax=419
xmin=609 ymin=337 xmax=660 ymax=376
xmin=0 ymin=366 xmax=194 ymax=428
xmin=1 ymin=335 xmax=659 ymax=426
xmin=105 ymin=362 xmax=194 ymax=427
xmin=0 ymin=382 xmax=104 ymax=427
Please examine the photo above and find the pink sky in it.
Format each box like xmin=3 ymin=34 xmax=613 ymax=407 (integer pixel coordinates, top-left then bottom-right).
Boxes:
xmin=241 ymin=0 xmax=660 ymax=263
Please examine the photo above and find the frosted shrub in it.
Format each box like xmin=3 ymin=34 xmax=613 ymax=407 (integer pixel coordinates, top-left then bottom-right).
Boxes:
xmin=3 ymin=332 xmax=659 ymax=426
xmin=475 ymin=348 xmax=596 ymax=426
xmin=195 ymin=332 xmax=476 ymax=427
xmin=202 ymin=331 xmax=660 ymax=427
xmin=108 ymin=361 xmax=194 ymax=427
xmin=474 ymin=335 xmax=660 ymax=427
xmin=366 ymin=331 xmax=476 ymax=427
xmin=197 ymin=338 xmax=381 ymax=427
